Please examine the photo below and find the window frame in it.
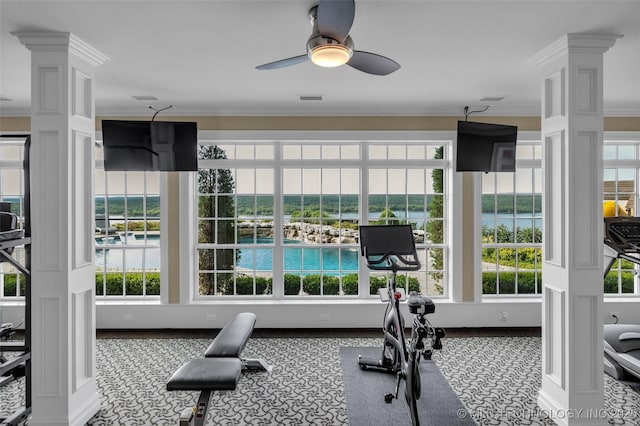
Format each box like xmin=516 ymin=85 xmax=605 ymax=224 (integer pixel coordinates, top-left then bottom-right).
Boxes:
xmin=93 ymin=138 xmax=163 ymax=300
xmin=480 ymin=137 xmax=543 ymax=297
xmin=602 ymin=131 xmax=640 ymax=297
xmin=186 ymin=130 xmax=455 ymax=301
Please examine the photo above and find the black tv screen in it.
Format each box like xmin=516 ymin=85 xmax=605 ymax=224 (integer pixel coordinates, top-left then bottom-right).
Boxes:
xmin=102 ymin=120 xmax=198 ymax=171
xmin=455 ymin=121 xmax=517 ymax=172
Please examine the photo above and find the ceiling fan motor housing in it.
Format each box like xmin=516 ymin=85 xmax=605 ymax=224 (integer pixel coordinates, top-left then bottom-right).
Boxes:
xmin=307 ymin=4 xmax=354 ymax=57
xmin=307 ymin=35 xmax=354 ymax=55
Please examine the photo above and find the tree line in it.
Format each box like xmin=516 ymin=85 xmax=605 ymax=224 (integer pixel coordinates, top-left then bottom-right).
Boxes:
xmin=95 ymin=196 xmax=160 ymax=218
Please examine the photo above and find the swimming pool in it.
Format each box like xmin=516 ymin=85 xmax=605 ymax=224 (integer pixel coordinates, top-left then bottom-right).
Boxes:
xmin=94 ymin=235 xmax=360 ymax=272
xmin=238 ymin=244 xmax=360 ymax=272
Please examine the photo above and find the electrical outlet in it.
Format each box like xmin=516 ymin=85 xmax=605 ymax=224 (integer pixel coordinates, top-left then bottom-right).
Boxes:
xmin=320 ymin=313 xmax=330 ymax=321
xmin=206 ymin=314 xmax=217 ymax=321
xmin=499 ymin=311 xmax=508 ymax=322
xmin=123 ymin=314 xmax=133 ymax=321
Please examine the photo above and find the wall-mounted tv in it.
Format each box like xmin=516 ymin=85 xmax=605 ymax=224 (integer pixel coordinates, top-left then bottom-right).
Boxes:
xmin=455 ymin=121 xmax=517 ymax=172
xmin=101 ymin=120 xmax=198 ymax=171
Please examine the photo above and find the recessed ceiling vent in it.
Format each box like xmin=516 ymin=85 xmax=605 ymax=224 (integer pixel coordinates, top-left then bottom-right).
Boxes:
xmin=300 ymin=95 xmax=323 ymax=101
xmin=480 ymin=96 xmax=505 ymax=102
xmin=132 ymin=95 xmax=158 ymax=101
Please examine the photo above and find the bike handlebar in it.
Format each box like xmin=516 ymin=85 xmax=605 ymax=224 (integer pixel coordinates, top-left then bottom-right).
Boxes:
xmin=363 ymin=248 xmax=421 ymax=271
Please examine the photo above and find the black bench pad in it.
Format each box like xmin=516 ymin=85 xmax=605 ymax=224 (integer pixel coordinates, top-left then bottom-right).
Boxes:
xmin=166 ymin=358 xmax=241 ymax=391
xmin=205 ymin=312 xmax=256 ymax=358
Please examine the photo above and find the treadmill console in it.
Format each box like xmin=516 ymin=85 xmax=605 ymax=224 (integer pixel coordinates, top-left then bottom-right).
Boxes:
xmin=605 ymin=216 xmax=640 ymax=252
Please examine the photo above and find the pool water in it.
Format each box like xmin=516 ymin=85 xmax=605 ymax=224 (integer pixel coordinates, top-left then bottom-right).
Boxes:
xmin=238 ymin=245 xmax=359 ymax=272
xmin=95 ymin=235 xmax=360 ymax=272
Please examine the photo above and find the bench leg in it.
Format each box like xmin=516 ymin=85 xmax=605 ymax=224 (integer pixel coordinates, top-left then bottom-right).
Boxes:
xmin=179 ymin=407 xmax=195 ymax=426
xmin=242 ymin=357 xmax=273 ymax=372
xmin=191 ymin=390 xmax=212 ymax=426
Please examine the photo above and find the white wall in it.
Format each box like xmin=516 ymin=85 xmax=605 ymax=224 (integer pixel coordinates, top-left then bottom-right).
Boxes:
xmin=3 ymin=298 xmax=638 ymax=330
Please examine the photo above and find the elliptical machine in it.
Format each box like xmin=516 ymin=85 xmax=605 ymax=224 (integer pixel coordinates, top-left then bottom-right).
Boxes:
xmin=602 ymin=216 xmax=640 ymax=380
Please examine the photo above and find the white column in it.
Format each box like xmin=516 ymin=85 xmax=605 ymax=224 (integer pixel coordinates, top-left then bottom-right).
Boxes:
xmin=12 ymin=31 xmax=109 ymax=426
xmin=532 ymin=34 xmax=620 ymax=425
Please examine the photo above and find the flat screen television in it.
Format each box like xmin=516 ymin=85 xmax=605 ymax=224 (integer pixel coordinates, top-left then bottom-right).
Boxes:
xmin=455 ymin=121 xmax=517 ymax=172
xmin=101 ymin=120 xmax=198 ymax=171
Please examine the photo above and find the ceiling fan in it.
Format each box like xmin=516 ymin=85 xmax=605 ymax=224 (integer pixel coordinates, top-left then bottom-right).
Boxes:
xmin=255 ymin=0 xmax=400 ymax=76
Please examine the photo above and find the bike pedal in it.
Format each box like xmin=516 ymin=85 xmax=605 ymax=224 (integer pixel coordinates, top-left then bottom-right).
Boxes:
xmin=384 ymin=393 xmax=394 ymax=403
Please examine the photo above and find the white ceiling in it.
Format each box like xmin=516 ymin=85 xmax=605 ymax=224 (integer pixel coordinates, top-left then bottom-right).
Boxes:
xmin=1 ymin=0 xmax=640 ymax=118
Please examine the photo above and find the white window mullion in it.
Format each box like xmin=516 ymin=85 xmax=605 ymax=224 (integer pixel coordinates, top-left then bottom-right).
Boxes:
xmin=359 ymin=141 xmax=370 ymax=297
xmin=272 ymin=141 xmax=284 ymax=297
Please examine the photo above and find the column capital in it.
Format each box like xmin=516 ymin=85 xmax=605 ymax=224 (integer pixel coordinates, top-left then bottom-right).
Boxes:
xmin=531 ymin=33 xmax=622 ymax=67
xmin=11 ymin=31 xmax=110 ymax=67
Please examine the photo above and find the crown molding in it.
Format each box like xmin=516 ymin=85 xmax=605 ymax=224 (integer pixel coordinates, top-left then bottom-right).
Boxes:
xmin=2 ymin=105 xmax=639 ymax=119
xmin=11 ymin=31 xmax=110 ymax=67
xmin=531 ymin=33 xmax=623 ymax=67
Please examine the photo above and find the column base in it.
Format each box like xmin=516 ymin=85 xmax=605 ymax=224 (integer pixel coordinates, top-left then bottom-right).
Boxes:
xmin=29 ymin=392 xmax=100 ymax=426
xmin=538 ymin=390 xmax=607 ymax=426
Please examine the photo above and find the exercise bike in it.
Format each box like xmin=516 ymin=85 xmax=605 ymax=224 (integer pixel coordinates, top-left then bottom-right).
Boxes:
xmin=357 ymin=225 xmax=445 ymax=426
xmin=602 ymin=216 xmax=640 ymax=381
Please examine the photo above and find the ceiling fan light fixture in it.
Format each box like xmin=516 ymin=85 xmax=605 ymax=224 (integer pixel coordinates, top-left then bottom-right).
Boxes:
xmin=310 ymin=44 xmax=352 ymax=67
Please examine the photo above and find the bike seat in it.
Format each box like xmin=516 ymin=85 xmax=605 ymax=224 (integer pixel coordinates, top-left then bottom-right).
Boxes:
xmin=408 ymin=293 xmax=435 ymax=315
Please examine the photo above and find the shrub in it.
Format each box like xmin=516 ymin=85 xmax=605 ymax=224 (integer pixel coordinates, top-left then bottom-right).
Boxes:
xmin=482 ymin=271 xmax=538 ymax=295
xmin=321 ymin=275 xmax=340 ymax=295
xmin=604 ymin=271 xmax=634 ymax=293
xmin=342 ymin=273 xmax=359 ymax=295
xmin=95 ymin=272 xmax=160 ymax=296
xmin=1 ymin=274 xmax=25 ymax=296
xmin=236 ymin=275 xmax=272 ymax=295
xmin=284 ymin=273 xmax=302 ymax=295
xmin=303 ymin=274 xmax=321 ymax=295
xmin=367 ymin=274 xmax=420 ymax=295
xmin=369 ymin=275 xmax=387 ymax=295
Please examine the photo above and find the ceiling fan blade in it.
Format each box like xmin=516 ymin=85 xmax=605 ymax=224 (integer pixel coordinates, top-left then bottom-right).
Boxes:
xmin=316 ymin=0 xmax=355 ymax=43
xmin=256 ymin=54 xmax=309 ymax=70
xmin=347 ymin=50 xmax=400 ymax=76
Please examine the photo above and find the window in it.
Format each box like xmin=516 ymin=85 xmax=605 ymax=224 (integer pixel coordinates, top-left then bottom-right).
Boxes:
xmin=0 ymin=137 xmax=27 ymax=298
xmin=481 ymin=140 xmax=543 ymax=296
xmin=94 ymin=144 xmax=161 ymax=297
xmin=481 ymin=135 xmax=640 ymax=297
xmin=603 ymin=138 xmax=640 ymax=295
xmin=195 ymin=139 xmax=448 ymax=298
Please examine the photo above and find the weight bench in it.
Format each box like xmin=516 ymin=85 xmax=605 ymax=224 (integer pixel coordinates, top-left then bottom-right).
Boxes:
xmin=166 ymin=312 xmax=271 ymax=425
xmin=204 ymin=312 xmax=271 ymax=372
xmin=167 ymin=358 xmax=241 ymax=426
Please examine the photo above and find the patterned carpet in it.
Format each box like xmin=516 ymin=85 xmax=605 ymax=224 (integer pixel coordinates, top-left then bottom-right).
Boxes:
xmin=1 ymin=334 xmax=639 ymax=425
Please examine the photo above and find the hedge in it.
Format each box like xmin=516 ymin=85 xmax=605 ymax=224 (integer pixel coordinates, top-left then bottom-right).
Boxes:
xmin=235 ymin=275 xmax=272 ymax=295
xmin=604 ymin=271 xmax=635 ymax=294
xmin=3 ymin=270 xmax=632 ymax=297
xmin=482 ymin=271 xmax=538 ymax=294
xmin=95 ymin=272 xmax=160 ymax=296
xmin=283 ymin=272 xmax=419 ymax=296
xmin=482 ymin=271 xmax=635 ymax=294
xmin=0 ymin=275 xmax=26 ymax=296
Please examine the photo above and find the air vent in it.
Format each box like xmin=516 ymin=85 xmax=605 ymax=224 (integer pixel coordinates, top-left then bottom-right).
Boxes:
xmin=132 ymin=95 xmax=158 ymax=101
xmin=480 ymin=96 xmax=504 ymax=102
xmin=299 ymin=95 xmax=323 ymax=101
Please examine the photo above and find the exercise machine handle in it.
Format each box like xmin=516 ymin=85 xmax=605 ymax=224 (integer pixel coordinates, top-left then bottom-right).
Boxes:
xmin=363 ymin=248 xmax=421 ymax=272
